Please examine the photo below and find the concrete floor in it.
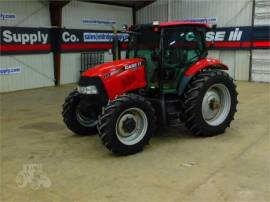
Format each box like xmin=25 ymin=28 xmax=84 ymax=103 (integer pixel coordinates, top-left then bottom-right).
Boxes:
xmin=1 ymin=81 xmax=270 ymax=202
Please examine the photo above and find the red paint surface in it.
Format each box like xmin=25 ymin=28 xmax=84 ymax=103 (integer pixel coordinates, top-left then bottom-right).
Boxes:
xmin=206 ymin=41 xmax=270 ymax=48
xmin=82 ymin=58 xmax=146 ymax=100
xmin=61 ymin=43 xmax=112 ymax=50
xmin=61 ymin=42 xmax=128 ymax=51
xmin=159 ymin=21 xmax=209 ymax=28
xmin=253 ymin=41 xmax=270 ymax=47
xmin=0 ymin=44 xmax=51 ymax=51
xmin=184 ymin=58 xmax=228 ymax=76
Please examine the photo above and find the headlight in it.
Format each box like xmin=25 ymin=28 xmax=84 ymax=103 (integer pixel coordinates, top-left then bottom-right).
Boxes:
xmin=77 ymin=85 xmax=98 ymax=94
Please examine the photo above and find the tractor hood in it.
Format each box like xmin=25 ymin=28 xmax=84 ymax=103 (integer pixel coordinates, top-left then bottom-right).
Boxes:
xmin=81 ymin=58 xmax=145 ymax=78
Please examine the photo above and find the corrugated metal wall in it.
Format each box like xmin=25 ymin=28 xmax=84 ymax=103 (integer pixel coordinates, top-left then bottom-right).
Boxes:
xmin=252 ymin=0 xmax=270 ymax=82
xmin=254 ymin=0 xmax=270 ymax=25
xmin=137 ymin=0 xmax=252 ymax=26
xmin=169 ymin=0 xmax=252 ymax=26
xmin=252 ymin=50 xmax=270 ymax=82
xmin=61 ymin=1 xmax=132 ymax=84
xmin=0 ymin=0 xmax=54 ymax=92
xmin=137 ymin=0 xmax=168 ymax=24
xmin=136 ymin=0 xmax=253 ymax=81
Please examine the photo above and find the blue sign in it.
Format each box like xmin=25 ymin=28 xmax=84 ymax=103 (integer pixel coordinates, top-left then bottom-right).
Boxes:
xmin=181 ymin=17 xmax=218 ymax=25
xmin=82 ymin=18 xmax=116 ymax=26
xmin=0 ymin=67 xmax=21 ymax=75
xmin=83 ymin=32 xmax=129 ymax=42
xmin=0 ymin=12 xmax=16 ymax=20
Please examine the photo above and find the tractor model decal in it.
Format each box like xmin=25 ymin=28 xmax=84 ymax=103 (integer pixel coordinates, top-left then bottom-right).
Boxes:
xmin=104 ymin=61 xmax=144 ymax=79
xmin=124 ymin=62 xmax=143 ymax=70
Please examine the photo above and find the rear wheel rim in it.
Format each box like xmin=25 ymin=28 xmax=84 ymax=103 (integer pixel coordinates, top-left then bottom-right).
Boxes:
xmin=116 ymin=108 xmax=148 ymax=145
xmin=202 ymin=84 xmax=231 ymax=126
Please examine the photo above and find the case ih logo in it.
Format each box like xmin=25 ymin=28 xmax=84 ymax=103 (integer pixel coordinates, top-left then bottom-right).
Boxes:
xmin=206 ymin=28 xmax=243 ymax=42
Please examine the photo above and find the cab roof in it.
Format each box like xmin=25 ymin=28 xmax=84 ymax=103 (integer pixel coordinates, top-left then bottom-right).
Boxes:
xmin=159 ymin=21 xmax=209 ymax=28
xmin=131 ymin=21 xmax=210 ymax=31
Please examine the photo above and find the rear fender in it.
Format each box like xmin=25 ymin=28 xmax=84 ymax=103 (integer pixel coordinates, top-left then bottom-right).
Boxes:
xmin=178 ymin=58 xmax=228 ymax=96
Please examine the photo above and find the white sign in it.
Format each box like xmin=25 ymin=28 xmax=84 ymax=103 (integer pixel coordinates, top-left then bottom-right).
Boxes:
xmin=2 ymin=30 xmax=48 ymax=44
xmin=83 ymin=32 xmax=129 ymax=42
xmin=180 ymin=17 xmax=218 ymax=25
xmin=0 ymin=67 xmax=21 ymax=75
xmin=0 ymin=12 xmax=16 ymax=20
xmin=82 ymin=18 xmax=116 ymax=25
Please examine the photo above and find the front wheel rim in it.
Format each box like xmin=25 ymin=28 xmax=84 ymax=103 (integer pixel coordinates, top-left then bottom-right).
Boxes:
xmin=202 ymin=84 xmax=231 ymax=126
xmin=116 ymin=108 xmax=148 ymax=146
xmin=76 ymin=108 xmax=98 ymax=127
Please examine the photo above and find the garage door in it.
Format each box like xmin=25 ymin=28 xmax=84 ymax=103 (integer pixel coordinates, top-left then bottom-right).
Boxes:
xmin=252 ymin=49 xmax=270 ymax=82
xmin=252 ymin=0 xmax=270 ymax=82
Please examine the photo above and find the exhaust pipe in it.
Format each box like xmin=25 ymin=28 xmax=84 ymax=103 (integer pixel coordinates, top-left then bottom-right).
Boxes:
xmin=112 ymin=26 xmax=121 ymax=61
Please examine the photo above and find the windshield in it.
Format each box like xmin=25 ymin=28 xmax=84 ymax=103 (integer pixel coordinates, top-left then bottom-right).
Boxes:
xmin=127 ymin=28 xmax=160 ymax=58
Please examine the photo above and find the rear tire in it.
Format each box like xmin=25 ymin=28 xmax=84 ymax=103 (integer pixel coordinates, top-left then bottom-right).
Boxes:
xmin=97 ymin=94 xmax=156 ymax=155
xmin=183 ymin=70 xmax=238 ymax=136
xmin=62 ymin=90 xmax=99 ymax=135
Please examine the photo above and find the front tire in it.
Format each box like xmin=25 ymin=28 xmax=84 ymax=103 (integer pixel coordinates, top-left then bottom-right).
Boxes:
xmin=97 ymin=94 xmax=156 ymax=155
xmin=62 ymin=90 xmax=99 ymax=135
xmin=183 ymin=70 xmax=238 ymax=136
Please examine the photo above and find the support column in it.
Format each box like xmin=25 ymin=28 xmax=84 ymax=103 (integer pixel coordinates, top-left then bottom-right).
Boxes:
xmin=249 ymin=0 xmax=256 ymax=81
xmin=49 ymin=1 xmax=68 ymax=86
xmin=132 ymin=7 xmax=136 ymax=25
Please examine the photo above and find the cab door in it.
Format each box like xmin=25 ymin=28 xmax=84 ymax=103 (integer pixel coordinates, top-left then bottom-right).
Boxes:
xmin=161 ymin=27 xmax=206 ymax=92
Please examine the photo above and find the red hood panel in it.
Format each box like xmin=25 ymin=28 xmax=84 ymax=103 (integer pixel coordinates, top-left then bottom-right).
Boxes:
xmin=82 ymin=58 xmax=145 ymax=78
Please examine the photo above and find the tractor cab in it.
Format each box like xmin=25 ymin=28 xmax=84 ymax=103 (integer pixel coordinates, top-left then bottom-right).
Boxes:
xmin=127 ymin=21 xmax=209 ymax=93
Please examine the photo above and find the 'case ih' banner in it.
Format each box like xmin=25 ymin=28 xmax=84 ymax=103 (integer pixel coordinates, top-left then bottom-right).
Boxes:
xmin=207 ymin=26 xmax=270 ymax=49
xmin=0 ymin=27 xmax=51 ymax=55
xmin=0 ymin=26 xmax=269 ymax=55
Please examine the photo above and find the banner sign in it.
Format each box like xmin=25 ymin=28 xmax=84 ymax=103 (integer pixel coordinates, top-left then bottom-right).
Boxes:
xmin=82 ymin=18 xmax=116 ymax=26
xmin=0 ymin=26 xmax=51 ymax=55
xmin=206 ymin=26 xmax=270 ymax=49
xmin=60 ymin=29 xmax=128 ymax=52
xmin=0 ymin=66 xmax=21 ymax=75
xmin=0 ymin=26 xmax=269 ymax=55
xmin=0 ymin=12 xmax=16 ymax=20
xmin=181 ymin=17 xmax=218 ymax=25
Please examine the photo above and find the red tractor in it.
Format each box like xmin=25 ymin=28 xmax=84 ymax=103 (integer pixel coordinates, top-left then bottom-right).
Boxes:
xmin=62 ymin=21 xmax=238 ymax=155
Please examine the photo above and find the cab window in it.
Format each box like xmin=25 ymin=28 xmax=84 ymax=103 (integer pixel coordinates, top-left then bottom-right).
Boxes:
xmin=163 ymin=28 xmax=205 ymax=67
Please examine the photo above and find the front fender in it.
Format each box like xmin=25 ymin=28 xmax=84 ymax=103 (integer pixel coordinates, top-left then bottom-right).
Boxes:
xmin=178 ymin=58 xmax=228 ymax=96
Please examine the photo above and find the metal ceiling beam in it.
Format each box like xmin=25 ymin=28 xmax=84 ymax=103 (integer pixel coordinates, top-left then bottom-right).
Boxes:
xmin=134 ymin=1 xmax=155 ymax=11
xmin=76 ymin=0 xmax=156 ymax=10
